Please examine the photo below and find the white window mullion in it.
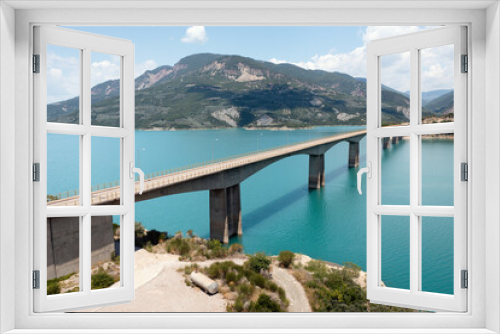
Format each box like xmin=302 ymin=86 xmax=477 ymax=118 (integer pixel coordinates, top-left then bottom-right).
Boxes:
xmin=409 ymin=47 xmax=420 ymax=295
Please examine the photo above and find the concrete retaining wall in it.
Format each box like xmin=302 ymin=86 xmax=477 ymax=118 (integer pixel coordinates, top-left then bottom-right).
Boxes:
xmin=46 ymin=216 xmax=115 ymax=280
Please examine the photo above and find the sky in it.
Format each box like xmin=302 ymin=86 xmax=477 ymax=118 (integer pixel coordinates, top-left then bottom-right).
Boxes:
xmin=47 ymin=26 xmax=454 ymax=103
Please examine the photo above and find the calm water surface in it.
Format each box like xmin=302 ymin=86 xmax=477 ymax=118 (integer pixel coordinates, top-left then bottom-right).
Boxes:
xmin=47 ymin=126 xmax=454 ymax=294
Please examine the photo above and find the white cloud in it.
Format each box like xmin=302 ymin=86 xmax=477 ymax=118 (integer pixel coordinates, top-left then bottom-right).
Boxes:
xmin=91 ymin=58 xmax=120 ymax=87
xmin=269 ymin=26 xmax=453 ymax=93
xmin=135 ymin=59 xmax=158 ymax=77
xmin=181 ymin=26 xmax=208 ymax=44
xmin=46 ymin=53 xmax=80 ymax=103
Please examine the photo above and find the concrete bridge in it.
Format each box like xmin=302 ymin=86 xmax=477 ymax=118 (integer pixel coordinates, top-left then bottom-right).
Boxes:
xmin=48 ymin=130 xmax=386 ymax=243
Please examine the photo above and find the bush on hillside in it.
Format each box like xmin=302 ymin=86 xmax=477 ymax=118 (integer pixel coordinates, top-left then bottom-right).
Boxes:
xmin=278 ymin=250 xmax=295 ymax=268
xmin=246 ymin=252 xmax=271 ymax=273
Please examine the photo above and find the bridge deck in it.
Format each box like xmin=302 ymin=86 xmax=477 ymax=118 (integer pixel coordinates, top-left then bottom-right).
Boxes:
xmin=47 ymin=129 xmax=367 ymax=207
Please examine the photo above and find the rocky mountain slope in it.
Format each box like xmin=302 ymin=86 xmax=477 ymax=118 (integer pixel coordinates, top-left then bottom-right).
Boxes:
xmin=47 ymin=53 xmax=452 ymax=129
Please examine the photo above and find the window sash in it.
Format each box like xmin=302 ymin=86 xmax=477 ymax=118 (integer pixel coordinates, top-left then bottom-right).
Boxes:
xmin=366 ymin=26 xmax=468 ymax=312
xmin=33 ymin=25 xmax=136 ymax=313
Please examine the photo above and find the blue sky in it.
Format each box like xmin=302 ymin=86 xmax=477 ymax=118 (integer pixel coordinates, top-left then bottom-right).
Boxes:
xmin=47 ymin=26 xmax=452 ymax=103
xmin=70 ymin=26 xmax=365 ymax=70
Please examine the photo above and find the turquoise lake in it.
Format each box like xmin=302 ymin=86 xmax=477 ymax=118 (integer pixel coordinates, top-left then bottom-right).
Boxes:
xmin=47 ymin=126 xmax=454 ymax=295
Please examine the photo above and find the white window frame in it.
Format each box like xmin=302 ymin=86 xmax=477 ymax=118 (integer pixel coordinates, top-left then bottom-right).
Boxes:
xmin=32 ymin=26 xmax=136 ymax=312
xmin=1 ymin=1 xmax=498 ymax=333
xmin=366 ymin=26 xmax=468 ymax=312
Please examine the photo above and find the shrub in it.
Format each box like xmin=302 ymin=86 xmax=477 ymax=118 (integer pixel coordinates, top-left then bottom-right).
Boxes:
xmin=249 ymin=294 xmax=281 ymax=312
xmin=178 ymin=242 xmax=191 ymax=256
xmin=186 ymin=229 xmax=194 ymax=238
xmin=226 ymin=271 xmax=238 ymax=284
xmin=277 ymin=287 xmax=287 ymax=303
xmin=91 ymin=268 xmax=116 ymax=290
xmin=135 ymin=221 xmax=146 ymax=238
xmin=237 ymin=283 xmax=254 ymax=297
xmin=246 ymin=252 xmax=271 ymax=273
xmin=233 ymin=298 xmax=244 ymax=312
xmin=47 ymin=281 xmax=60 ymax=295
xmin=249 ymin=273 xmax=266 ymax=288
xmin=208 ymin=239 xmax=222 ymax=251
xmin=266 ymin=280 xmax=278 ymax=293
xmin=343 ymin=262 xmax=361 ymax=279
xmin=228 ymin=243 xmax=244 ymax=254
xmin=207 ymin=263 xmax=221 ymax=279
xmin=145 ymin=230 xmax=162 ymax=245
xmin=278 ymin=250 xmax=295 ymax=268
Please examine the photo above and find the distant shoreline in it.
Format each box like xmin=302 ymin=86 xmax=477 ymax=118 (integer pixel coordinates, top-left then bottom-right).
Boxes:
xmin=137 ymin=124 xmax=366 ymax=132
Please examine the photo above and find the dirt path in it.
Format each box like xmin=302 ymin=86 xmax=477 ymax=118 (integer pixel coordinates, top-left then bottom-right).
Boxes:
xmin=272 ymin=265 xmax=311 ymax=312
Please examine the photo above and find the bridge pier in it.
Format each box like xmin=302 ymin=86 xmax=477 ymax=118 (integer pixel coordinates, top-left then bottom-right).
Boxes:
xmin=309 ymin=154 xmax=325 ymax=189
xmin=348 ymin=141 xmax=360 ymax=168
xmin=382 ymin=137 xmax=391 ymax=149
xmin=391 ymin=136 xmax=399 ymax=145
xmin=209 ymin=184 xmax=242 ymax=244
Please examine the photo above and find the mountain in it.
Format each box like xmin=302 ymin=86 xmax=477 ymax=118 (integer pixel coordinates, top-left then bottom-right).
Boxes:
xmin=422 ymin=89 xmax=453 ymax=105
xmin=424 ymin=91 xmax=454 ymax=114
xmin=48 ymin=53 xmax=419 ymax=129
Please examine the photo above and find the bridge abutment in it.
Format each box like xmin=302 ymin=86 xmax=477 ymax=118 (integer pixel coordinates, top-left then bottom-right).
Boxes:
xmin=348 ymin=141 xmax=360 ymax=168
xmin=309 ymin=154 xmax=325 ymax=189
xmin=209 ymin=184 xmax=242 ymax=243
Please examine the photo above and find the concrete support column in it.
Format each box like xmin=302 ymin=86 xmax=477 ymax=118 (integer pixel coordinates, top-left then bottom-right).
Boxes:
xmin=348 ymin=141 xmax=360 ymax=168
xmin=209 ymin=188 xmax=229 ymax=243
xmin=382 ymin=137 xmax=391 ymax=149
xmin=210 ymin=184 xmax=242 ymax=243
xmin=391 ymin=136 xmax=399 ymax=145
xmin=227 ymin=184 xmax=242 ymax=237
xmin=309 ymin=154 xmax=325 ymax=189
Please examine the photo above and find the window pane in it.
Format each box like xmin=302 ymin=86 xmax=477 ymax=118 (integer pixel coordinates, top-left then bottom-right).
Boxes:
xmin=47 ymin=133 xmax=80 ymax=206
xmin=421 ymin=134 xmax=454 ymax=206
xmin=46 ymin=44 xmax=80 ymax=124
xmin=421 ymin=217 xmax=454 ymax=295
xmin=421 ymin=45 xmax=454 ymax=124
xmin=91 ymin=136 xmax=121 ymax=205
xmin=381 ymin=215 xmax=410 ymax=290
xmin=91 ymin=52 xmax=121 ymax=127
xmin=380 ymin=52 xmax=410 ymax=127
xmin=47 ymin=217 xmax=80 ymax=295
xmin=381 ymin=136 xmax=409 ymax=205
xmin=91 ymin=215 xmax=120 ymax=290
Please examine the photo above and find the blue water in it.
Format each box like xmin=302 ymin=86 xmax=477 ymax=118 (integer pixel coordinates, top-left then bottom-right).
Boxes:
xmin=47 ymin=127 xmax=454 ymax=295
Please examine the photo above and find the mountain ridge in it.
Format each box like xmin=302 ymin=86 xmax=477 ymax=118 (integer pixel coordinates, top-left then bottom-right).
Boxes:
xmin=47 ymin=53 xmax=451 ymax=129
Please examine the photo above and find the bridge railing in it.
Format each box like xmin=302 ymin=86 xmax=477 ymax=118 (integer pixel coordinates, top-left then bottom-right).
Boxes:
xmin=47 ymin=130 xmax=365 ymax=202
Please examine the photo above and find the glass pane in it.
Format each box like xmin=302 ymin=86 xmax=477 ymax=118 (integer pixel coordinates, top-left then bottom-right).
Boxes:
xmin=91 ymin=136 xmax=121 ymax=205
xmin=421 ymin=45 xmax=454 ymax=124
xmin=381 ymin=215 xmax=410 ymax=290
xmin=47 ymin=133 xmax=80 ymax=206
xmin=421 ymin=134 xmax=454 ymax=206
xmin=381 ymin=136 xmax=409 ymax=205
xmin=421 ymin=217 xmax=454 ymax=295
xmin=380 ymin=52 xmax=410 ymax=127
xmin=91 ymin=52 xmax=121 ymax=127
xmin=46 ymin=44 xmax=80 ymax=124
xmin=91 ymin=215 xmax=120 ymax=290
xmin=47 ymin=217 xmax=80 ymax=295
